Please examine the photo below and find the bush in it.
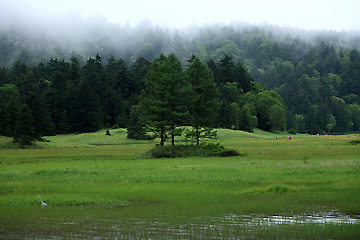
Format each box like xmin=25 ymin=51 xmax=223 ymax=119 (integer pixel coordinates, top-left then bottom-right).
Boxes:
xmin=349 ymin=140 xmax=360 ymax=145
xmin=200 ymin=143 xmax=225 ymax=153
xmin=147 ymin=143 xmax=244 ymax=158
xmin=217 ymin=149 xmax=241 ymax=157
xmin=150 ymin=147 xmax=176 ymax=158
xmin=287 ymin=128 xmax=297 ymax=134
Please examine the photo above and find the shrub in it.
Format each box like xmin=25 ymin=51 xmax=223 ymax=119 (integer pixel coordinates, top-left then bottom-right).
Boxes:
xmin=267 ymin=184 xmax=298 ymax=194
xmin=287 ymin=128 xmax=297 ymax=134
xmin=147 ymin=143 xmax=243 ymax=158
xmin=349 ymin=140 xmax=360 ymax=145
xmin=217 ymin=149 xmax=241 ymax=157
xmin=148 ymin=146 xmax=176 ymax=158
xmin=200 ymin=143 xmax=225 ymax=153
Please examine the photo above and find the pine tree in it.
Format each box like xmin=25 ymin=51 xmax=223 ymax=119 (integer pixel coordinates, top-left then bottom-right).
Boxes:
xmin=186 ymin=57 xmax=219 ymax=145
xmin=13 ymin=104 xmax=38 ymax=147
xmin=127 ymin=105 xmax=153 ymax=140
xmin=138 ymin=53 xmax=187 ymax=146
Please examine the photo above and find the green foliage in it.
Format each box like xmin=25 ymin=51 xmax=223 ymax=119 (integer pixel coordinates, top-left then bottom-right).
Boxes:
xmin=1 ymin=22 xmax=360 ymax=138
xmin=184 ymin=127 xmax=218 ymax=145
xmin=256 ymin=90 xmax=287 ymax=131
xmin=349 ymin=140 xmax=360 ymax=145
xmin=138 ymin=53 xmax=187 ymax=146
xmin=349 ymin=104 xmax=360 ymax=131
xmin=147 ymin=142 xmax=241 ymax=158
xmin=127 ymin=106 xmax=154 ymax=140
xmin=294 ymin=114 xmax=306 ymax=133
xmin=12 ymin=104 xmax=38 ymax=147
xmin=199 ymin=142 xmax=225 ymax=152
xmin=186 ymin=56 xmax=220 ymax=144
xmin=0 ymin=129 xmax=360 ymax=238
xmin=287 ymin=128 xmax=297 ymax=134
xmin=267 ymin=104 xmax=287 ymax=132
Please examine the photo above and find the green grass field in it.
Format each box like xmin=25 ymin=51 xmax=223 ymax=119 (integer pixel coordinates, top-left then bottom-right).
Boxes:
xmin=1 ymin=129 xmax=359 ymax=239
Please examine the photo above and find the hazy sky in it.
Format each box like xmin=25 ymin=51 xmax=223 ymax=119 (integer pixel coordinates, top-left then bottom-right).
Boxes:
xmin=2 ymin=0 xmax=360 ymax=31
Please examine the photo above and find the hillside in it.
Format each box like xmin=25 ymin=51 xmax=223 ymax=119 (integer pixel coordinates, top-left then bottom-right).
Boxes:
xmin=1 ymin=18 xmax=360 ymax=137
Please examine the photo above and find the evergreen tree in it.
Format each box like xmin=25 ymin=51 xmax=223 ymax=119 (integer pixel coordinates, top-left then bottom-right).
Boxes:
xmin=186 ymin=57 xmax=219 ymax=145
xmin=217 ymin=54 xmax=235 ymax=85
xmin=13 ymin=105 xmax=38 ymax=147
xmin=130 ymin=57 xmax=151 ymax=94
xmin=0 ymin=84 xmax=19 ymax=136
xmin=1 ymin=98 xmax=18 ymax=137
xmin=71 ymin=78 xmax=103 ymax=133
xmin=138 ymin=53 xmax=187 ymax=146
xmin=233 ymin=61 xmax=253 ymax=93
xmin=127 ymin=105 xmax=153 ymax=140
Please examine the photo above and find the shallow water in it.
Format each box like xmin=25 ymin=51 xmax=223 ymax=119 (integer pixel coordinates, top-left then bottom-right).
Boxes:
xmin=231 ymin=212 xmax=360 ymax=225
xmin=3 ymin=212 xmax=360 ymax=239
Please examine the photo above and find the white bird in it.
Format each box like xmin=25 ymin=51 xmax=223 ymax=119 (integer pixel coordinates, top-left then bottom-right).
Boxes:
xmin=39 ymin=196 xmax=48 ymax=207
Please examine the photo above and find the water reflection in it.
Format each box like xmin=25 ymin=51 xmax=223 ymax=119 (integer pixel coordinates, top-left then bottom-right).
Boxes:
xmin=66 ymin=212 xmax=360 ymax=239
xmin=224 ymin=212 xmax=360 ymax=225
xmin=4 ymin=212 xmax=360 ymax=239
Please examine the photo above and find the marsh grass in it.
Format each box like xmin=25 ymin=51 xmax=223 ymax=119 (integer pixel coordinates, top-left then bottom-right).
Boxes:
xmin=0 ymin=129 xmax=359 ymax=238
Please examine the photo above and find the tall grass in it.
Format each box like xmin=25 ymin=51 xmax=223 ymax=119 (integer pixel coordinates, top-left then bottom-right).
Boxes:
xmin=0 ymin=129 xmax=359 ymax=238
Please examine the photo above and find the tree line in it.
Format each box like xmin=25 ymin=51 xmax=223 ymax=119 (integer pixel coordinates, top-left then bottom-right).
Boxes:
xmin=0 ymin=53 xmax=289 ymax=146
xmin=1 ymin=21 xmax=360 ymax=138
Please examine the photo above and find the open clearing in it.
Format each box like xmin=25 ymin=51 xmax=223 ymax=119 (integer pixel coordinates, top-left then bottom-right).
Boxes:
xmin=0 ymin=129 xmax=359 ymax=239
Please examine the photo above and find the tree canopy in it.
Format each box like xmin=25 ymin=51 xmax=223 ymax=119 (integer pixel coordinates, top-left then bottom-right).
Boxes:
xmin=1 ymin=21 xmax=360 ymax=145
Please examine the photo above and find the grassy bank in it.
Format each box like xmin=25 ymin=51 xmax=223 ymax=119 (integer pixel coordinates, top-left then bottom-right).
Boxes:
xmin=0 ymin=129 xmax=359 ymax=239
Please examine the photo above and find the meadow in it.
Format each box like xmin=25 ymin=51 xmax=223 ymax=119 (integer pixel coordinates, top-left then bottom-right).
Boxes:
xmin=0 ymin=129 xmax=359 ymax=239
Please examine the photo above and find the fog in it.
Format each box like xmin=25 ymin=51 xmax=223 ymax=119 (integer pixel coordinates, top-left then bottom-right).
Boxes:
xmin=2 ymin=0 xmax=360 ymax=31
xmin=0 ymin=0 xmax=360 ymax=67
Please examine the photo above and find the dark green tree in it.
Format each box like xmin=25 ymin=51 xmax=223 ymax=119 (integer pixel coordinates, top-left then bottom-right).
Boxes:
xmin=130 ymin=57 xmax=151 ymax=94
xmin=127 ymin=105 xmax=154 ymax=140
xmin=256 ymin=90 xmax=287 ymax=131
xmin=267 ymin=104 xmax=286 ymax=132
xmin=186 ymin=57 xmax=219 ymax=145
xmin=233 ymin=61 xmax=253 ymax=93
xmin=138 ymin=53 xmax=187 ymax=146
xmin=349 ymin=104 xmax=360 ymax=131
xmin=239 ymin=104 xmax=258 ymax=132
xmin=13 ymin=104 xmax=38 ymax=147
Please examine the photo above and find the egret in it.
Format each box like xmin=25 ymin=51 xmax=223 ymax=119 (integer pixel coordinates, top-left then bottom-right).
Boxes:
xmin=39 ymin=196 xmax=48 ymax=207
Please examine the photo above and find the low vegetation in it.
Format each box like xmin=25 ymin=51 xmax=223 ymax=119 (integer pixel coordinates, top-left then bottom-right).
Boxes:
xmin=0 ymin=129 xmax=359 ymax=239
xmin=146 ymin=143 xmax=244 ymax=158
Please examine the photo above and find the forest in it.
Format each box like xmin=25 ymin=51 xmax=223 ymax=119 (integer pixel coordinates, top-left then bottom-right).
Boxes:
xmin=1 ymin=17 xmax=360 ymax=145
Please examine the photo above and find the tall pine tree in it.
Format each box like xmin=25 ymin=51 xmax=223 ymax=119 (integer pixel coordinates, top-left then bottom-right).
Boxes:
xmin=186 ymin=57 xmax=219 ymax=145
xmin=138 ymin=53 xmax=187 ymax=146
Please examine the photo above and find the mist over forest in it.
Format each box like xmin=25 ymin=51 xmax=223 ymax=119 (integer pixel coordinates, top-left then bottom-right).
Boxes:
xmin=1 ymin=12 xmax=360 ymax=67
xmin=1 ymin=13 xmax=360 ymax=144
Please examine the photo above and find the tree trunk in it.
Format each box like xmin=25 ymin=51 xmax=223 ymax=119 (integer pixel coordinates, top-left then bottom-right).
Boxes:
xmin=196 ymin=125 xmax=199 ymax=145
xmin=160 ymin=128 xmax=164 ymax=146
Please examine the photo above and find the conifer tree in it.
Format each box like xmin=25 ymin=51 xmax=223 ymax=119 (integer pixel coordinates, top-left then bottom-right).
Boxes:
xmin=138 ymin=53 xmax=187 ymax=146
xmin=13 ymin=104 xmax=38 ymax=147
xmin=186 ymin=57 xmax=219 ymax=145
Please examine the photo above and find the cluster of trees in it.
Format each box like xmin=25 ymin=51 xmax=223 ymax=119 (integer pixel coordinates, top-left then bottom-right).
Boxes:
xmin=0 ymin=52 xmax=288 ymax=146
xmin=1 ymin=19 xmax=360 ymax=139
xmin=0 ymin=54 xmax=149 ymax=145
